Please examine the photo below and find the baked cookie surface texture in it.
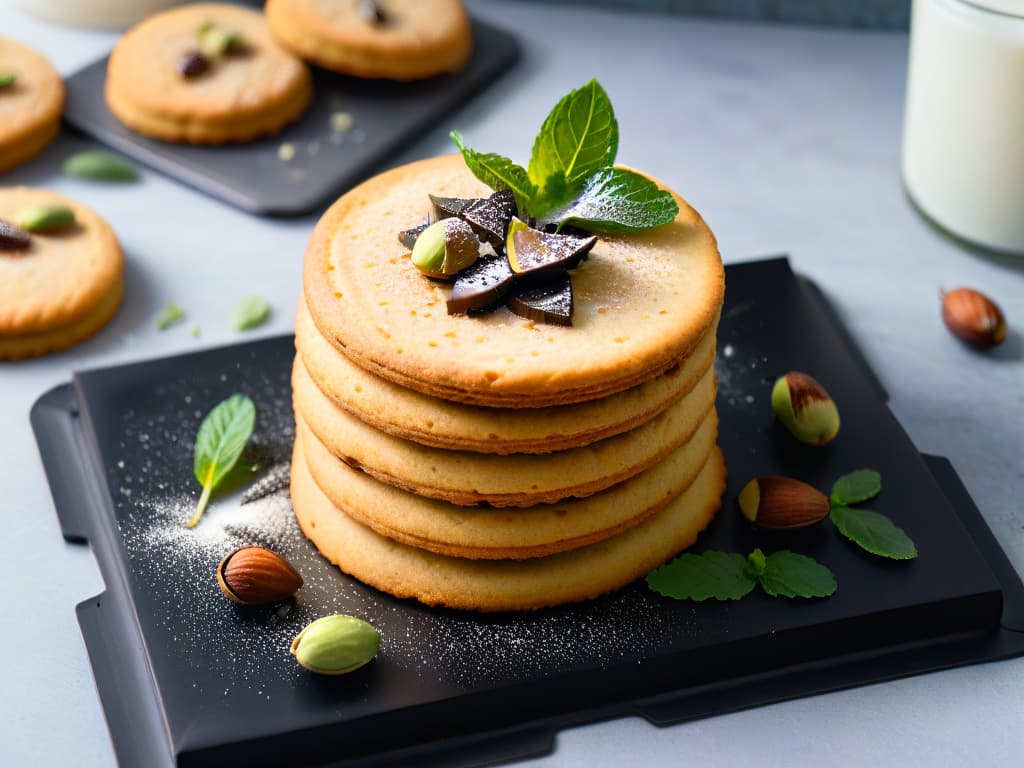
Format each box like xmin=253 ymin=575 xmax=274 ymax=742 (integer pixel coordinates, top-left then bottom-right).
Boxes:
xmin=105 ymin=4 xmax=312 ymax=144
xmin=266 ymin=0 xmax=472 ymax=80
xmin=0 ymin=188 xmax=123 ymax=360
xmin=0 ymin=38 xmax=64 ymax=173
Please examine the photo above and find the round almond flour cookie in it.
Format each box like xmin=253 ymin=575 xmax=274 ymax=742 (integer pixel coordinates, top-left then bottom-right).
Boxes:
xmin=0 ymin=188 xmax=123 ymax=360
xmin=266 ymin=0 xmax=472 ymax=81
xmin=105 ymin=4 xmax=312 ymax=144
xmin=0 ymin=38 xmax=64 ymax=173
xmin=291 ymin=437 xmax=726 ymax=611
xmin=303 ymin=154 xmax=724 ymax=408
xmin=293 ymin=355 xmax=717 ymax=507
xmin=296 ymin=294 xmax=718 ymax=453
xmin=298 ymin=409 xmax=718 ymax=559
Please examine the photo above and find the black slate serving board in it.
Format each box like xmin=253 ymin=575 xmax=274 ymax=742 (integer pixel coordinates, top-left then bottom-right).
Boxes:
xmin=31 ymin=258 xmax=1024 ymax=768
xmin=62 ymin=19 xmax=519 ymax=216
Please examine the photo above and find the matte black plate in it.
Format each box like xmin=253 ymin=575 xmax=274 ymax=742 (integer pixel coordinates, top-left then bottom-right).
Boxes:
xmin=31 ymin=258 xmax=1024 ymax=768
xmin=61 ymin=19 xmax=518 ymax=216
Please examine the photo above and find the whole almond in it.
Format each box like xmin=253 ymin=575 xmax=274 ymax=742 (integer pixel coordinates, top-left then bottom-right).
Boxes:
xmin=942 ymin=287 xmax=1007 ymax=349
xmin=216 ymin=546 xmax=303 ymax=605
xmin=738 ymin=476 xmax=830 ymax=529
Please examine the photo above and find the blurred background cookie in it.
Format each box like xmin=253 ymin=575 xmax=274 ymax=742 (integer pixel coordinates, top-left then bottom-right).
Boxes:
xmin=105 ymin=3 xmax=312 ymax=144
xmin=0 ymin=38 xmax=64 ymax=173
xmin=266 ymin=0 xmax=472 ymax=81
xmin=0 ymin=187 xmax=123 ymax=360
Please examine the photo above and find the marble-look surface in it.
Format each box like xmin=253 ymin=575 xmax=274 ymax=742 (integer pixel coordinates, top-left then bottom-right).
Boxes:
xmin=2 ymin=1 xmax=1021 ymax=766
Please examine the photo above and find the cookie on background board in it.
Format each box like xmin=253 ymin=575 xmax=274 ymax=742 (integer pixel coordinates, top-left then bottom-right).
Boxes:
xmin=0 ymin=187 xmax=123 ymax=361
xmin=105 ymin=3 xmax=312 ymax=144
xmin=0 ymin=38 xmax=64 ymax=174
xmin=266 ymin=0 xmax=472 ymax=81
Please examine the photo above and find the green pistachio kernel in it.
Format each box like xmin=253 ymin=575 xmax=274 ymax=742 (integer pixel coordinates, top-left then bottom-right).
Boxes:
xmin=411 ymin=218 xmax=479 ymax=279
xmin=0 ymin=72 xmax=17 ymax=89
xmin=199 ymin=25 xmax=246 ymax=58
xmin=290 ymin=614 xmax=381 ymax=675
xmin=770 ymin=371 xmax=840 ymax=446
xmin=16 ymin=203 xmax=76 ymax=234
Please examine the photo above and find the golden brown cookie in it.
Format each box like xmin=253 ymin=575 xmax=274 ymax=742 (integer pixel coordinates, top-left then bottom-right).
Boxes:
xmin=0 ymin=188 xmax=123 ymax=360
xmin=0 ymin=38 xmax=64 ymax=173
xmin=298 ymin=408 xmax=718 ymax=559
xmin=291 ymin=435 xmax=726 ymax=611
xmin=266 ymin=0 xmax=472 ymax=81
xmin=105 ymin=4 xmax=312 ymax=144
xmin=296 ymin=294 xmax=718 ymax=453
xmin=303 ymin=154 xmax=724 ymax=408
xmin=293 ymin=354 xmax=717 ymax=507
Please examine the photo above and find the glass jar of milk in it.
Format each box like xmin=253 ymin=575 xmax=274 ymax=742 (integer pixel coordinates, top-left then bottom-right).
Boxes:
xmin=15 ymin=0 xmax=185 ymax=29
xmin=902 ymin=0 xmax=1024 ymax=254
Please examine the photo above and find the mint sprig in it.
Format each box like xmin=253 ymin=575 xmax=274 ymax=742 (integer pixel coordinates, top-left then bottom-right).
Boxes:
xmin=452 ymin=79 xmax=678 ymax=233
xmin=646 ymin=548 xmax=836 ymax=602
xmin=187 ymin=394 xmax=255 ymax=528
xmin=827 ymin=469 xmax=916 ymax=560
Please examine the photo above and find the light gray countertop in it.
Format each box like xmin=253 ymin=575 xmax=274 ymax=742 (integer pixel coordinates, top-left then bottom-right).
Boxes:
xmin=3 ymin=1 xmax=1023 ymax=766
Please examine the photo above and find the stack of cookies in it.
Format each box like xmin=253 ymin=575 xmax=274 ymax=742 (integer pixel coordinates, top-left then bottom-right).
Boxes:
xmin=292 ymin=154 xmax=726 ymax=612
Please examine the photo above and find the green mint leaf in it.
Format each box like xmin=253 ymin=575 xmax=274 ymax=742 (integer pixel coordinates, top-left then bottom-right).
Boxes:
xmin=830 ymin=506 xmax=917 ymax=560
xmin=537 ymin=167 xmax=679 ymax=234
xmin=64 ymin=150 xmax=140 ymax=182
xmin=233 ymin=295 xmax=270 ymax=331
xmin=0 ymin=72 xmax=16 ymax=88
xmin=646 ymin=551 xmax=756 ymax=601
xmin=450 ymin=131 xmax=535 ymax=212
xmin=745 ymin=548 xmax=767 ymax=579
xmin=759 ymin=550 xmax=837 ymax=598
xmin=528 ymin=79 xmax=618 ymax=205
xmin=187 ymin=394 xmax=255 ymax=528
xmin=155 ymin=301 xmax=186 ymax=330
xmin=831 ymin=469 xmax=882 ymax=506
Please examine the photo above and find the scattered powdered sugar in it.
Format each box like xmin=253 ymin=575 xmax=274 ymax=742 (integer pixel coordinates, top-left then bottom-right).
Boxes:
xmin=105 ymin=355 xmax=706 ymax=699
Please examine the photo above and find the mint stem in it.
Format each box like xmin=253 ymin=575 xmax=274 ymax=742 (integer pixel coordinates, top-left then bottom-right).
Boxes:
xmin=186 ymin=483 xmax=213 ymax=528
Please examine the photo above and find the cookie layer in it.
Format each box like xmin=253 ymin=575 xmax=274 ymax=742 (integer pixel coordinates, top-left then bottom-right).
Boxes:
xmin=0 ymin=38 xmax=64 ymax=173
xmin=304 ymin=154 xmax=724 ymax=408
xmin=299 ymin=408 xmax=718 ymax=559
xmin=266 ymin=0 xmax=471 ymax=81
xmin=292 ymin=436 xmax=726 ymax=611
xmin=0 ymin=187 xmax=124 ymax=360
xmin=105 ymin=4 xmax=311 ymax=144
xmin=293 ymin=354 xmax=717 ymax=507
xmin=297 ymin=294 xmax=717 ymax=453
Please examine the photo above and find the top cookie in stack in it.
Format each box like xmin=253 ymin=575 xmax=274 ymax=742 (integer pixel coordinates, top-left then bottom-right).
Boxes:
xmin=292 ymin=153 xmax=726 ymax=611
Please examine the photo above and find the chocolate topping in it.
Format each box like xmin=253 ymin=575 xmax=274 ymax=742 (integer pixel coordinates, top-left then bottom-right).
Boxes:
xmin=507 ymin=274 xmax=573 ymax=326
xmin=0 ymin=218 xmax=32 ymax=252
xmin=506 ymin=218 xmax=597 ymax=284
xmin=398 ymin=221 xmax=431 ymax=250
xmin=178 ymin=50 xmax=211 ymax=79
xmin=446 ymin=255 xmax=517 ymax=314
xmin=358 ymin=0 xmax=389 ymax=25
xmin=430 ymin=190 xmax=516 ymax=247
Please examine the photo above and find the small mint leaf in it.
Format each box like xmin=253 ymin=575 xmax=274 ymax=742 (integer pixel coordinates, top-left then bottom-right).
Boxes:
xmin=830 ymin=469 xmax=882 ymax=506
xmin=759 ymin=551 xmax=837 ymax=598
xmin=646 ymin=551 xmax=756 ymax=601
xmin=745 ymin=548 xmax=767 ymax=579
xmin=830 ymin=506 xmax=917 ymax=560
xmin=528 ymin=78 xmax=618 ymax=199
xmin=450 ymin=131 xmax=535 ymax=212
xmin=537 ymin=167 xmax=679 ymax=234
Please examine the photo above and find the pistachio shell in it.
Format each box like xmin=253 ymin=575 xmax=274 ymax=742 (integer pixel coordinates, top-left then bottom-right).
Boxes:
xmin=290 ymin=615 xmax=380 ymax=675
xmin=770 ymin=371 xmax=839 ymax=446
xmin=16 ymin=203 xmax=76 ymax=234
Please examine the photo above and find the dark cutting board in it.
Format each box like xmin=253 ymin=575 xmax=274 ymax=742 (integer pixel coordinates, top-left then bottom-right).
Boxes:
xmin=31 ymin=257 xmax=1024 ymax=768
xmin=61 ymin=19 xmax=519 ymax=216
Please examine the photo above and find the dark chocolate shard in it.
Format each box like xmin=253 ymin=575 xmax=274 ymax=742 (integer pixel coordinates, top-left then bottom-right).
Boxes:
xmin=462 ymin=189 xmax=516 ymax=247
xmin=430 ymin=194 xmax=477 ymax=220
xmin=398 ymin=221 xmax=430 ymax=250
xmin=177 ymin=50 xmax=211 ymax=79
xmin=447 ymin=255 xmax=517 ymax=314
xmin=358 ymin=0 xmax=389 ymax=25
xmin=430 ymin=190 xmax=516 ymax=248
xmin=506 ymin=218 xmax=597 ymax=284
xmin=507 ymin=274 xmax=573 ymax=326
xmin=0 ymin=218 xmax=32 ymax=252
